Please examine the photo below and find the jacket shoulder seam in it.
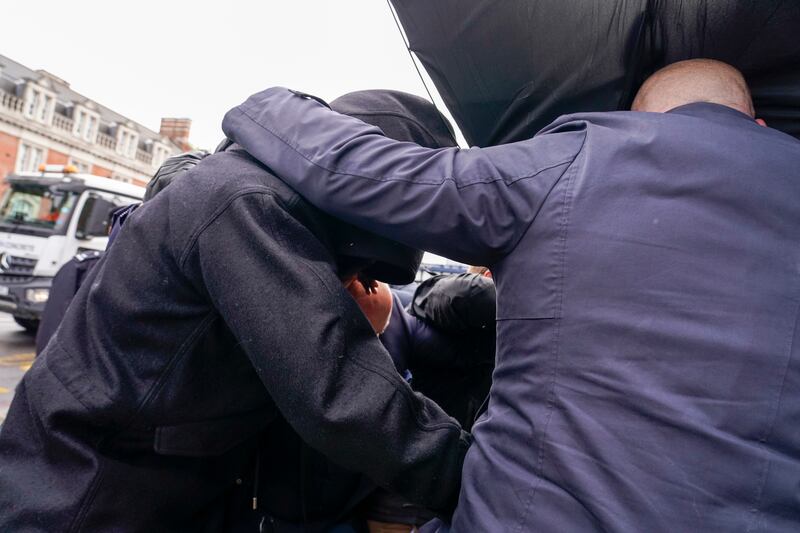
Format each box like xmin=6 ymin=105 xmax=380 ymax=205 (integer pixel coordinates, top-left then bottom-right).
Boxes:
xmin=178 ymin=186 xmax=281 ymax=269
xmin=506 ymin=128 xmax=587 ymax=257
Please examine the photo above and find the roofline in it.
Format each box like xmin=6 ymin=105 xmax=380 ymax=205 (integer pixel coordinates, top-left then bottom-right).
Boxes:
xmin=0 ymin=54 xmax=181 ymax=149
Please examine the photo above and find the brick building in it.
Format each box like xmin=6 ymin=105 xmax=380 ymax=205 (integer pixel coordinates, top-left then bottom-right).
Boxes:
xmin=0 ymin=54 xmax=190 ymax=187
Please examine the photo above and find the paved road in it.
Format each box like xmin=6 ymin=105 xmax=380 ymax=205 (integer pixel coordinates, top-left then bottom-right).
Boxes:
xmin=0 ymin=314 xmax=36 ymax=423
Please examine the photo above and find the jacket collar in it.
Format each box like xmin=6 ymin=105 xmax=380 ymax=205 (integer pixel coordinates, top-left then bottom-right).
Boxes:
xmin=666 ymin=102 xmax=756 ymax=125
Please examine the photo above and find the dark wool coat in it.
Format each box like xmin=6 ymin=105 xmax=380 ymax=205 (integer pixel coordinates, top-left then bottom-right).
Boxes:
xmin=0 ymin=147 xmax=468 ymax=532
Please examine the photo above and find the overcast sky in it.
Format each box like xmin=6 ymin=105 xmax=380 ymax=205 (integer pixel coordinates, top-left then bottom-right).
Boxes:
xmin=1 ymin=0 xmax=455 ymax=151
xmin=2 ymin=0 xmax=463 ymax=265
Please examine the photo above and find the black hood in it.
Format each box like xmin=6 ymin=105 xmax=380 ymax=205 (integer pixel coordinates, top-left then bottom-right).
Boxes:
xmin=331 ymin=90 xmax=457 ymax=149
xmin=144 ymin=91 xmax=456 ymax=285
xmin=329 ymin=90 xmax=457 ymax=284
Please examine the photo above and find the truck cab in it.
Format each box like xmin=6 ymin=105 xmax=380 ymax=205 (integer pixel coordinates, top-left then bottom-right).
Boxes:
xmin=0 ymin=164 xmax=144 ymax=331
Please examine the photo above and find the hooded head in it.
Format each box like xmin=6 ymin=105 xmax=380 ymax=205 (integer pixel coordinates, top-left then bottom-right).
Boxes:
xmin=330 ymin=90 xmax=456 ymax=149
xmin=328 ymin=90 xmax=457 ymax=285
xmin=144 ymin=91 xmax=455 ymax=285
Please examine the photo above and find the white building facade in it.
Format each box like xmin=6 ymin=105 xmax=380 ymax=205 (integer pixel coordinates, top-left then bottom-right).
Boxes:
xmin=0 ymin=54 xmax=188 ymax=187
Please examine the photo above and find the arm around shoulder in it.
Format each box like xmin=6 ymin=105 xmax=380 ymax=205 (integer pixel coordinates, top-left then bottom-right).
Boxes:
xmin=223 ymin=87 xmax=586 ymax=265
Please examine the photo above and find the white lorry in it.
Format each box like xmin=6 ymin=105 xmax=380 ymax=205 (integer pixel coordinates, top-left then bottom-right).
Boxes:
xmin=0 ymin=164 xmax=144 ymax=331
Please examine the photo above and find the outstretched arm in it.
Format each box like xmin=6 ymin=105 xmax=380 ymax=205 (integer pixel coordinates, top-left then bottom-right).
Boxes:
xmin=222 ymin=87 xmax=585 ymax=266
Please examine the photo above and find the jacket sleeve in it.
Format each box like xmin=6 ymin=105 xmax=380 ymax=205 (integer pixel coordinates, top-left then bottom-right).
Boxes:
xmin=222 ymin=87 xmax=586 ymax=265
xmin=184 ymin=191 xmax=470 ymax=516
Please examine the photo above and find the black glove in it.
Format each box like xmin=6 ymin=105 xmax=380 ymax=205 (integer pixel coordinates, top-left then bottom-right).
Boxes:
xmin=144 ymin=149 xmax=210 ymax=201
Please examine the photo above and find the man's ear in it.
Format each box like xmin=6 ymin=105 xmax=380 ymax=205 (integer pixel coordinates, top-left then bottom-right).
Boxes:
xmin=756 ymin=118 xmax=767 ymax=127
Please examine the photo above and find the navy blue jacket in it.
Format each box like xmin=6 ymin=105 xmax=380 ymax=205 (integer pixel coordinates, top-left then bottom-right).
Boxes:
xmin=35 ymin=251 xmax=102 ymax=355
xmin=223 ymin=88 xmax=800 ymax=532
xmin=369 ymin=277 xmax=495 ymax=526
xmin=381 ymin=275 xmax=495 ymax=429
xmin=0 ymin=147 xmax=468 ymax=532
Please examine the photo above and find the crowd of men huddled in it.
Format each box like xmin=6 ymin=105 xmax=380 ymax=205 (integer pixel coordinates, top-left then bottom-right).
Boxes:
xmin=0 ymin=58 xmax=798 ymax=532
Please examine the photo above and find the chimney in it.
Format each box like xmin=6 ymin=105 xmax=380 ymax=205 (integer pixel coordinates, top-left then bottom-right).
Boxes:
xmin=159 ymin=118 xmax=192 ymax=151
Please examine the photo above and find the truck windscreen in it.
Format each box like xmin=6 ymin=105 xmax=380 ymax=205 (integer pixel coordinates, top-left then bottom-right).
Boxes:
xmin=0 ymin=184 xmax=79 ymax=235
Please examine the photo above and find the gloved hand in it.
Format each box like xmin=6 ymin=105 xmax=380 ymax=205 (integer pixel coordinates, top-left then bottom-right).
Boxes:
xmin=144 ymin=150 xmax=210 ymax=201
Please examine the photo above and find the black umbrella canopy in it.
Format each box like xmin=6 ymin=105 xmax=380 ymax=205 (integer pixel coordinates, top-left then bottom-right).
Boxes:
xmin=389 ymin=0 xmax=800 ymax=146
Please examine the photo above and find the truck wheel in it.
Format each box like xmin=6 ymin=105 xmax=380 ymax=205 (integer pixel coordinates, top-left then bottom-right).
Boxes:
xmin=13 ymin=317 xmax=39 ymax=334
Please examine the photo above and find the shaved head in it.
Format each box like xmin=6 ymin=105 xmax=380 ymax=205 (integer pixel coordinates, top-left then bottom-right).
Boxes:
xmin=632 ymin=59 xmax=755 ymax=117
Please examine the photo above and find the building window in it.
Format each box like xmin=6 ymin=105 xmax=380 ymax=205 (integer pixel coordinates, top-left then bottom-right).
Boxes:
xmin=69 ymin=159 xmax=91 ymax=174
xmin=118 ymin=130 xmax=128 ymax=156
xmin=39 ymin=95 xmax=52 ymax=122
xmin=86 ymin=115 xmax=98 ymax=141
xmin=73 ymin=109 xmax=99 ymax=142
xmin=75 ymin=110 xmax=86 ymax=134
xmin=16 ymin=143 xmax=46 ymax=173
xmin=24 ymin=86 xmax=55 ymax=125
xmin=152 ymin=144 xmax=171 ymax=168
xmin=116 ymin=128 xmax=139 ymax=159
xmin=25 ymin=90 xmax=41 ymax=118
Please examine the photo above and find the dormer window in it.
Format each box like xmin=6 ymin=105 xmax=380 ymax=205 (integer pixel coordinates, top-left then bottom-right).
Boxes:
xmin=25 ymin=89 xmax=42 ymax=118
xmin=23 ymin=83 xmax=56 ymax=125
xmin=73 ymin=106 xmax=100 ymax=143
xmin=116 ymin=126 xmax=139 ymax=159
xmin=25 ymin=90 xmax=39 ymax=118
xmin=151 ymin=141 xmax=172 ymax=168
xmin=38 ymin=95 xmax=52 ymax=122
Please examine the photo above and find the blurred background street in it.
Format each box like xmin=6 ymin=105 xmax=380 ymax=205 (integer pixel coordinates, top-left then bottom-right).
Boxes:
xmin=0 ymin=314 xmax=34 ymax=423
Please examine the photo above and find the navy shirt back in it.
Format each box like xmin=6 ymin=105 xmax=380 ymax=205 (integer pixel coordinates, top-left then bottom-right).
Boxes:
xmin=224 ymin=89 xmax=800 ymax=532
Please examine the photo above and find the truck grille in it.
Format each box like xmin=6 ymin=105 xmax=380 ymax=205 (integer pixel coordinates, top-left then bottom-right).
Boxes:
xmin=0 ymin=274 xmax=34 ymax=284
xmin=0 ymin=255 xmax=36 ymax=278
